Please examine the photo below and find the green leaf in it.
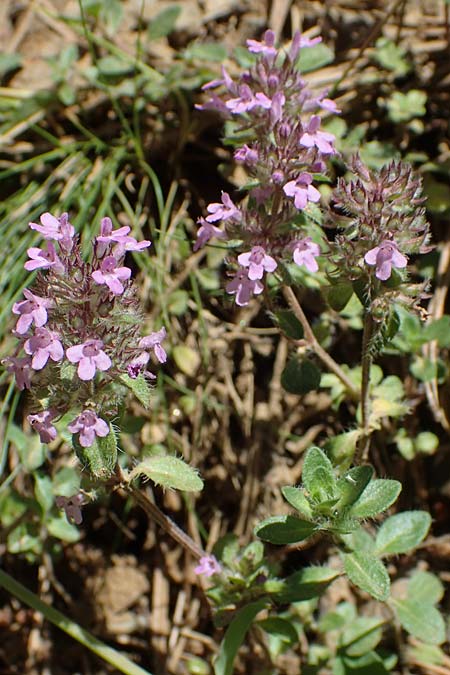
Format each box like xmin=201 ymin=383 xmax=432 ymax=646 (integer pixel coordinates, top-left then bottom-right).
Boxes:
xmin=276 ymin=566 xmax=339 ymax=603
xmin=386 ymin=90 xmax=427 ymax=123
xmin=281 ymin=486 xmax=313 ymax=520
xmin=281 ymin=357 xmax=321 ymax=395
xmin=373 ymin=38 xmax=411 ymax=77
xmin=213 ymin=534 xmax=239 ymax=567
xmin=325 ymin=430 xmax=361 ymax=470
xmin=343 ymin=552 xmax=390 ymax=601
xmin=74 ymin=428 xmax=117 ymax=480
xmin=349 ymin=479 xmax=401 ymax=519
xmin=408 ymin=570 xmax=444 ymax=605
xmin=257 ymin=617 xmax=298 ymax=657
xmin=0 ymin=53 xmax=22 ymax=76
xmin=423 ymin=316 xmax=450 ymax=347
xmin=273 ymin=310 xmax=304 ymax=339
xmin=167 ymin=289 xmax=189 ymax=315
xmin=172 ymin=345 xmax=201 ymax=377
xmin=184 ymin=42 xmax=227 ymax=63
xmin=34 ymin=473 xmax=54 ymax=514
xmin=254 ymin=515 xmax=316 ymax=545
xmin=302 ymin=446 xmax=337 ymax=503
xmin=298 ymin=43 xmax=334 ymax=73
xmin=119 ymin=373 xmax=152 ymax=408
xmin=327 ymin=283 xmax=354 ymax=311
xmin=7 ymin=523 xmax=42 ymax=555
xmin=128 ymin=456 xmax=203 ymax=492
xmin=392 ymin=598 xmax=445 ymax=645
xmin=214 ymin=600 xmax=267 ymax=675
xmin=336 ymin=466 xmax=373 ymax=511
xmin=340 ymin=617 xmax=385 ymax=657
xmin=340 ymin=652 xmax=391 ymax=674
xmin=375 ymin=510 xmax=431 ymax=556
xmin=47 ymin=516 xmax=81 ymax=543
xmin=96 ymin=55 xmax=133 ymax=77
xmin=147 ymin=5 xmax=181 ymax=40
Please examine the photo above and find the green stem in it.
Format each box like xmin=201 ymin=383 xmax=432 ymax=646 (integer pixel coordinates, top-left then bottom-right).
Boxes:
xmin=0 ymin=568 xmax=154 ymax=675
xmin=355 ymin=310 xmax=374 ymax=463
xmin=282 ymin=285 xmax=359 ymax=400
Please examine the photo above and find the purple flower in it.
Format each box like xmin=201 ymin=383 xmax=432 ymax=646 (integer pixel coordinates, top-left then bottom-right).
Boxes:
xmin=225 ymin=267 xmax=264 ymax=306
xmin=29 ymin=212 xmax=75 ymax=248
xmin=3 ymin=356 xmax=33 ymax=390
xmin=237 ymin=246 xmax=277 ymax=280
xmin=364 ymin=240 xmax=408 ymax=281
xmin=270 ymin=91 xmax=285 ymax=125
xmin=127 ymin=352 xmax=151 ymax=379
xmin=194 ymin=218 xmax=227 ymax=251
xmin=300 ymin=115 xmax=336 ymax=154
xmin=205 ymin=192 xmax=242 ymax=224
xmin=288 ymin=30 xmax=322 ymax=62
xmin=24 ymin=242 xmax=64 ymax=273
xmin=234 ymin=144 xmax=259 ymax=164
xmin=91 ymin=256 xmax=131 ymax=295
xmin=194 ymin=555 xmax=222 ymax=577
xmin=68 ymin=410 xmax=109 ymax=448
xmin=96 ymin=217 xmax=131 ymax=256
xmin=24 ymin=327 xmax=64 ymax=370
xmin=226 ymin=84 xmax=272 ymax=114
xmin=27 ymin=410 xmax=57 ymax=444
xmin=113 ymin=236 xmax=151 ymax=256
xmin=139 ymin=327 xmax=167 ymax=364
xmin=66 ymin=339 xmax=112 ymax=381
xmin=202 ymin=65 xmax=236 ymax=94
xmin=246 ymin=30 xmax=277 ymax=57
xmin=55 ymin=493 xmax=86 ymax=525
xmin=319 ymin=97 xmax=341 ymax=114
xmin=12 ymin=289 xmax=53 ymax=334
xmin=292 ymin=238 xmax=321 ymax=272
xmin=283 ymin=173 xmax=321 ymax=210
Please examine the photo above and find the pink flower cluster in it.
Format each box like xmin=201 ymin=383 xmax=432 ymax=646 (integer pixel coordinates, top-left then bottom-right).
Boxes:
xmin=194 ymin=29 xmax=341 ymax=305
xmin=4 ymin=212 xmax=168 ymax=450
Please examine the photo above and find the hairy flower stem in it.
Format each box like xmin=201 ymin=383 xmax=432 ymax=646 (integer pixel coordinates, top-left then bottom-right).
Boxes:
xmin=282 ymin=285 xmax=359 ymax=400
xmin=113 ymin=466 xmax=207 ymax=559
xmin=355 ymin=311 xmax=374 ymax=463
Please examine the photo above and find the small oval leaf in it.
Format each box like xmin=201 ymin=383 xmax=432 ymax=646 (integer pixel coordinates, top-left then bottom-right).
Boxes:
xmin=129 ymin=456 xmax=204 ymax=492
xmin=375 ymin=510 xmax=431 ymax=556
xmin=343 ymin=551 xmax=390 ymax=601
xmin=392 ymin=598 xmax=446 ymax=645
xmin=281 ymin=358 xmax=321 ymax=395
xmin=254 ymin=515 xmax=316 ymax=545
xmin=350 ymin=479 xmax=402 ymax=519
xmin=281 ymin=486 xmax=313 ymax=519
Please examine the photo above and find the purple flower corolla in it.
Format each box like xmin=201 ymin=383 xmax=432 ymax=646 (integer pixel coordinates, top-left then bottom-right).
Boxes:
xmin=29 ymin=212 xmax=75 ymax=250
xmin=127 ymin=351 xmax=154 ymax=379
xmin=96 ymin=217 xmax=131 ymax=256
xmin=139 ymin=327 xmax=167 ymax=364
xmin=364 ymin=240 xmax=408 ymax=281
xmin=234 ymin=144 xmax=259 ymax=164
xmin=91 ymin=256 xmax=131 ymax=295
xmin=24 ymin=328 xmax=64 ymax=370
xmin=225 ymin=267 xmax=264 ymax=306
xmin=292 ymin=238 xmax=321 ymax=272
xmin=202 ymin=65 xmax=235 ymax=93
xmin=300 ymin=115 xmax=336 ymax=154
xmin=3 ymin=356 xmax=33 ymax=390
xmin=113 ymin=236 xmax=151 ymax=256
xmin=237 ymin=246 xmax=277 ymax=280
xmin=12 ymin=289 xmax=53 ymax=334
xmin=27 ymin=410 xmax=57 ymax=444
xmin=193 ymin=219 xmax=226 ymax=252
xmin=270 ymin=91 xmax=285 ymax=125
xmin=24 ymin=242 xmax=64 ymax=273
xmin=205 ymin=192 xmax=241 ymax=224
xmin=194 ymin=555 xmax=222 ymax=578
xmin=226 ymin=84 xmax=272 ymax=114
xmin=288 ymin=30 xmax=322 ymax=62
xmin=55 ymin=493 xmax=86 ymax=525
xmin=283 ymin=173 xmax=321 ymax=210
xmin=246 ymin=30 xmax=277 ymax=57
xmin=68 ymin=410 xmax=109 ymax=448
xmin=66 ymin=339 xmax=112 ymax=381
